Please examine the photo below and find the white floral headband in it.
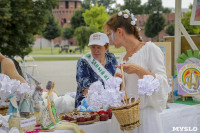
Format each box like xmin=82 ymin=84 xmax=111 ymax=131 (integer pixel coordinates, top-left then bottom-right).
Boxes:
xmin=118 ymin=9 xmax=137 ymax=26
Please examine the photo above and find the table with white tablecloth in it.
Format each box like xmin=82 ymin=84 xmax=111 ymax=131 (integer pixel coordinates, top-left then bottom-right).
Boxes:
xmin=37 ymin=103 xmax=200 ymax=133
xmin=38 ymin=120 xmax=111 ymax=133
xmin=1 ymin=103 xmax=199 ymax=133
xmin=161 ymin=103 xmax=200 ymax=133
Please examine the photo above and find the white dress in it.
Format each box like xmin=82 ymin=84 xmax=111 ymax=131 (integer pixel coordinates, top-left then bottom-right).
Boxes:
xmin=109 ymin=42 xmax=169 ymax=133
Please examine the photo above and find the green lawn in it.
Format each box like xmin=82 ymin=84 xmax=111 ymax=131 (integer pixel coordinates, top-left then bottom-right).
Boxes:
xmin=30 ymin=45 xmax=125 ymax=55
xmin=30 ymin=45 xmax=125 ymax=61
xmin=34 ymin=57 xmax=81 ymax=61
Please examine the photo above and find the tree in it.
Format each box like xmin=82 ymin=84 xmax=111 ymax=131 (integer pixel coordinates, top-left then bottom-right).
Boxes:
xmin=63 ymin=26 xmax=74 ymax=40
xmin=95 ymin=0 xmax=115 ymax=10
xmin=82 ymin=0 xmax=115 ymax=10
xmin=42 ymin=15 xmax=61 ymax=54
xmin=143 ymin=0 xmax=171 ymax=14
xmin=145 ymin=0 xmax=162 ymax=14
xmin=121 ymin=0 xmax=144 ymax=15
xmin=82 ymin=0 xmax=91 ymax=9
xmin=144 ymin=13 xmax=165 ymax=41
xmin=181 ymin=5 xmax=200 ymax=34
xmin=162 ymin=7 xmax=171 ymax=13
xmin=0 ymin=0 xmax=58 ymax=58
xmin=70 ymin=8 xmax=86 ymax=30
xmin=166 ymin=24 xmax=174 ymax=36
xmin=74 ymin=26 xmax=98 ymax=52
xmin=83 ymin=4 xmax=109 ymax=31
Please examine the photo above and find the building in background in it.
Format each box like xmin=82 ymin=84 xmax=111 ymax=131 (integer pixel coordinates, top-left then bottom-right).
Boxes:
xmin=52 ymin=0 xmax=82 ymax=27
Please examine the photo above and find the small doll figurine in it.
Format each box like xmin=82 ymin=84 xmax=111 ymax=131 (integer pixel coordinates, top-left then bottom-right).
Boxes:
xmin=8 ymin=94 xmax=19 ymax=118
xmin=33 ymin=85 xmax=43 ymax=112
xmin=47 ymin=81 xmax=54 ymax=98
xmin=18 ymin=92 xmax=34 ymax=118
xmin=41 ymin=81 xmax=59 ymax=129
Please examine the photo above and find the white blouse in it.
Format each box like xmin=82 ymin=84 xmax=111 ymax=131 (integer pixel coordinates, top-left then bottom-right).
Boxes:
xmin=110 ymin=42 xmax=169 ymax=133
xmin=116 ymin=41 xmax=169 ymax=112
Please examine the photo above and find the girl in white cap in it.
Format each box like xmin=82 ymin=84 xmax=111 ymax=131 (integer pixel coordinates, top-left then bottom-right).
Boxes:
xmin=75 ymin=32 xmax=118 ymax=108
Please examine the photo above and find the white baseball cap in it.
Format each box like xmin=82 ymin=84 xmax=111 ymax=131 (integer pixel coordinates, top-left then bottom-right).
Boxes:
xmin=88 ymin=32 xmax=109 ymax=46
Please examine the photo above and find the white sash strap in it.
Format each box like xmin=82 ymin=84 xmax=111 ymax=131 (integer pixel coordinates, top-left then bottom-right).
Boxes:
xmin=82 ymin=53 xmax=113 ymax=82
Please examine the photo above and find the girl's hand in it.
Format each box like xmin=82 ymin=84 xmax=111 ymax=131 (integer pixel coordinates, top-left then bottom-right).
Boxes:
xmin=116 ymin=63 xmax=140 ymax=74
xmin=114 ymin=73 xmax=122 ymax=78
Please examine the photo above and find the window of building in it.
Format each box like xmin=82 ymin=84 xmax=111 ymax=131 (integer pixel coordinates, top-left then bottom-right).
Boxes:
xmin=63 ymin=18 xmax=66 ymax=23
xmin=57 ymin=5 xmax=59 ymax=9
xmin=65 ymin=1 xmax=69 ymax=8
xmin=75 ymin=1 xmax=77 ymax=8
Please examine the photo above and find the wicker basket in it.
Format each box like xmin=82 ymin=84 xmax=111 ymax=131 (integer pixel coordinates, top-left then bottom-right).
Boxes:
xmin=9 ymin=117 xmax=35 ymax=133
xmin=110 ymin=99 xmax=141 ymax=131
xmin=0 ymin=105 xmax=9 ymax=116
xmin=110 ymin=65 xmax=141 ymax=131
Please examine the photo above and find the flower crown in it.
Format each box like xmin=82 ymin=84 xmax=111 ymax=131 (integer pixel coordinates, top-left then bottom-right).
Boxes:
xmin=118 ymin=9 xmax=137 ymax=26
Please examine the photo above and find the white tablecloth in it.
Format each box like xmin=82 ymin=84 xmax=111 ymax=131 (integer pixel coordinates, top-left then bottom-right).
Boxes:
xmin=48 ymin=103 xmax=200 ymax=133
xmin=2 ymin=103 xmax=198 ymax=133
xmin=161 ymin=103 xmax=200 ymax=133
xmin=38 ymin=120 xmax=111 ymax=133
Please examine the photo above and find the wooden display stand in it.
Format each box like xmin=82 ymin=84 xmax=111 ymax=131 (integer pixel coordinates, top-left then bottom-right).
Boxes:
xmin=154 ymin=42 xmax=172 ymax=77
xmin=182 ymin=94 xmax=199 ymax=102
xmin=182 ymin=95 xmax=193 ymax=102
xmin=154 ymin=42 xmax=174 ymax=102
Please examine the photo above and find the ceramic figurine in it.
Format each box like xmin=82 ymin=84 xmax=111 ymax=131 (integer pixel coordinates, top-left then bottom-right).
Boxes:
xmin=8 ymin=94 xmax=19 ymax=118
xmin=33 ymin=85 xmax=43 ymax=111
xmin=18 ymin=92 xmax=34 ymax=118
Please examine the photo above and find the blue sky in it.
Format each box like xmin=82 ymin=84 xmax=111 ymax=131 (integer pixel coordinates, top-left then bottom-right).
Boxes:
xmin=116 ymin=0 xmax=193 ymax=8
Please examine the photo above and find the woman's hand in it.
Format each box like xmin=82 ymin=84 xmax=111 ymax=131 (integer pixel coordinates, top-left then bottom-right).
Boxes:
xmin=114 ymin=73 xmax=122 ymax=78
xmin=82 ymin=88 xmax=89 ymax=95
xmin=116 ymin=63 xmax=155 ymax=78
xmin=115 ymin=63 xmax=140 ymax=74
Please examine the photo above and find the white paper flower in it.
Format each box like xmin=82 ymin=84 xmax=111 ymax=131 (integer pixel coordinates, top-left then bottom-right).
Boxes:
xmin=0 ymin=73 xmax=32 ymax=105
xmin=131 ymin=21 xmax=136 ymax=25
xmin=138 ymin=75 xmax=160 ymax=96
xmin=118 ymin=11 xmax=122 ymax=16
xmin=86 ymin=77 xmax=124 ymax=111
xmin=137 ymin=27 xmax=141 ymax=31
xmin=124 ymin=9 xmax=130 ymax=15
xmin=0 ymin=114 xmax=10 ymax=127
xmin=123 ymin=14 xmax=129 ymax=18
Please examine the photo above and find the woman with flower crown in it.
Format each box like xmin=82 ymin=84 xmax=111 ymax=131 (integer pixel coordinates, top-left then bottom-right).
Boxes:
xmin=103 ymin=9 xmax=169 ymax=133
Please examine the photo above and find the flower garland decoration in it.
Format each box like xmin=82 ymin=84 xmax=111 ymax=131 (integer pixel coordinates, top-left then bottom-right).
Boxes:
xmin=118 ymin=9 xmax=137 ymax=26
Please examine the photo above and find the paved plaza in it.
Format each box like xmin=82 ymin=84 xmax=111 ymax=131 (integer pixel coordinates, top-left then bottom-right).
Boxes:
xmin=26 ymin=60 xmax=78 ymax=95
